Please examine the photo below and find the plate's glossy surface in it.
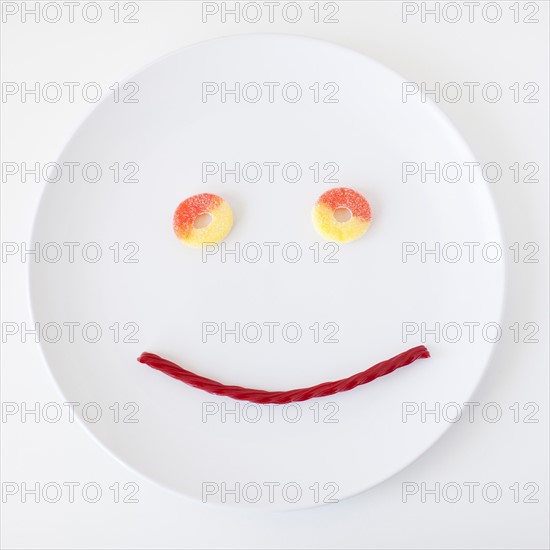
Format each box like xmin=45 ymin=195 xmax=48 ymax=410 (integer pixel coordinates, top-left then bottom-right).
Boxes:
xmin=30 ymin=34 xmax=504 ymax=509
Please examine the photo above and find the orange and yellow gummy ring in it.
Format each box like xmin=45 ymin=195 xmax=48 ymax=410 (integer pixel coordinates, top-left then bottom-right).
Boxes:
xmin=312 ymin=187 xmax=372 ymax=243
xmin=173 ymin=193 xmax=233 ymax=247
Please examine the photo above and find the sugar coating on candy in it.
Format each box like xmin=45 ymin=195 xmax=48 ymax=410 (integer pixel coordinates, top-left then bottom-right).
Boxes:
xmin=173 ymin=193 xmax=221 ymax=238
xmin=318 ymin=188 xmax=371 ymax=221
xmin=173 ymin=193 xmax=233 ymax=247
xmin=313 ymin=187 xmax=371 ymax=243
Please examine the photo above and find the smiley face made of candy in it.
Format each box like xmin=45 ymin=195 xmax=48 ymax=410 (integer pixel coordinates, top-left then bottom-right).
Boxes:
xmin=138 ymin=187 xmax=429 ymax=403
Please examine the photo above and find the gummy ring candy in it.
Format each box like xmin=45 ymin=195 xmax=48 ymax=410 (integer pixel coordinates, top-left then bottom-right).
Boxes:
xmin=173 ymin=193 xmax=233 ymax=247
xmin=312 ymin=187 xmax=372 ymax=243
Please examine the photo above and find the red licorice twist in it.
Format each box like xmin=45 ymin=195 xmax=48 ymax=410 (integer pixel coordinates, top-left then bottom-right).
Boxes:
xmin=138 ymin=345 xmax=430 ymax=404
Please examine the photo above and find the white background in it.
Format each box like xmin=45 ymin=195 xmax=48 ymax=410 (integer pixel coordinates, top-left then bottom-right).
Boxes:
xmin=1 ymin=1 xmax=548 ymax=548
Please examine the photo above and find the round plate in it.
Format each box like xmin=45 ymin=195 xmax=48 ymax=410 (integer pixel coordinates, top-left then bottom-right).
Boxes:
xmin=29 ymin=34 xmax=504 ymax=509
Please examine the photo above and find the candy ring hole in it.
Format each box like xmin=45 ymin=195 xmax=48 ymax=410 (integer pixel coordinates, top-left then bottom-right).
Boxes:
xmin=193 ymin=212 xmax=213 ymax=229
xmin=333 ymin=207 xmax=352 ymax=223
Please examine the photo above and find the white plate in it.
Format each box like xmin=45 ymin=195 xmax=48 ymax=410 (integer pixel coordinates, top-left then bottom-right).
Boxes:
xmin=29 ymin=34 xmax=504 ymax=509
